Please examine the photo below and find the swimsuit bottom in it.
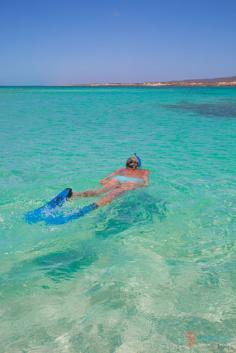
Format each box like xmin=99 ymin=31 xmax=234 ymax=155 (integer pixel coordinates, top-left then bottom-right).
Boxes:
xmin=113 ymin=175 xmax=144 ymax=184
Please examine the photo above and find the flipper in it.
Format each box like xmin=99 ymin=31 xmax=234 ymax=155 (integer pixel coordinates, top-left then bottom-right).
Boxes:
xmin=25 ymin=188 xmax=72 ymax=224
xmin=45 ymin=203 xmax=98 ymax=225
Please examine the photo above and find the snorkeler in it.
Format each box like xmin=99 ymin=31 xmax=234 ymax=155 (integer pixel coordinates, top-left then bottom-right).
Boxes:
xmin=25 ymin=155 xmax=149 ymax=224
xmin=71 ymin=154 xmax=149 ymax=208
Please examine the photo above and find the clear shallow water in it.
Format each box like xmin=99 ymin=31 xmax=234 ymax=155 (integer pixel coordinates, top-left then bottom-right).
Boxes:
xmin=0 ymin=86 xmax=236 ymax=353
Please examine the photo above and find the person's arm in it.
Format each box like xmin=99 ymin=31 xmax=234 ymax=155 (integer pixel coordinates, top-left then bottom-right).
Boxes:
xmin=142 ymin=170 xmax=149 ymax=186
xmin=100 ymin=168 xmax=123 ymax=185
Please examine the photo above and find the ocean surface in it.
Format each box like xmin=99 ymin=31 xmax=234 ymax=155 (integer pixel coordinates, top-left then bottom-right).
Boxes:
xmin=0 ymin=86 xmax=236 ymax=353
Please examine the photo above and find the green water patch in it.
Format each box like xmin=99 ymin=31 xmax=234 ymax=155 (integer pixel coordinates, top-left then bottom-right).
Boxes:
xmin=95 ymin=191 xmax=167 ymax=238
xmin=0 ymin=244 xmax=98 ymax=292
xmin=33 ymin=246 xmax=98 ymax=283
xmin=163 ymin=100 xmax=236 ymax=118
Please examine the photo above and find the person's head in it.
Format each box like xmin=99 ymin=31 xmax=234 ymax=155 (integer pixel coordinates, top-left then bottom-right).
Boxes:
xmin=126 ymin=154 xmax=142 ymax=169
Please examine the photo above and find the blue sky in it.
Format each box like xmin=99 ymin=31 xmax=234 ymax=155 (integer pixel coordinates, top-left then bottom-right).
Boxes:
xmin=0 ymin=0 xmax=235 ymax=84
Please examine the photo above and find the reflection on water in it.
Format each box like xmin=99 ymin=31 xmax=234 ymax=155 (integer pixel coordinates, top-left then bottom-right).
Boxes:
xmin=34 ymin=246 xmax=98 ymax=282
xmin=0 ymin=244 xmax=98 ymax=287
xmin=163 ymin=101 xmax=236 ymax=118
xmin=1 ymin=191 xmax=165 ymax=285
xmin=95 ymin=191 xmax=167 ymax=238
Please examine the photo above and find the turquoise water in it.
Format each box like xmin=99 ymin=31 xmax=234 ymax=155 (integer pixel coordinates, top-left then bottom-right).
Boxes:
xmin=0 ymin=86 xmax=236 ymax=352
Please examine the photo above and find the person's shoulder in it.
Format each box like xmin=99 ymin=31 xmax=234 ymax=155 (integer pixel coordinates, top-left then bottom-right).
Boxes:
xmin=116 ymin=167 xmax=125 ymax=173
xmin=141 ymin=169 xmax=149 ymax=174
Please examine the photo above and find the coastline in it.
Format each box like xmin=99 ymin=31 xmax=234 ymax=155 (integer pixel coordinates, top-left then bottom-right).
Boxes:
xmin=68 ymin=76 xmax=236 ymax=87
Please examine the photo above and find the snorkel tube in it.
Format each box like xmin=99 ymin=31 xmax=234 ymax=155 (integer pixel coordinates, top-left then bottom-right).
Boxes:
xmin=134 ymin=153 xmax=142 ymax=168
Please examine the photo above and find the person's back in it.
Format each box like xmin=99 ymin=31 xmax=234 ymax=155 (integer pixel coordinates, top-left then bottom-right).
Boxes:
xmin=73 ymin=154 xmax=149 ymax=207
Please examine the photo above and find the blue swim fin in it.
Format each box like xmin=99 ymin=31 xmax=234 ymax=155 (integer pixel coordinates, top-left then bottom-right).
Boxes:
xmin=45 ymin=203 xmax=98 ymax=225
xmin=25 ymin=188 xmax=72 ymax=224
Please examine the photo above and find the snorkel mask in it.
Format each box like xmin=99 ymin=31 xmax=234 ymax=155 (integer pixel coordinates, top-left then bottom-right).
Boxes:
xmin=126 ymin=154 xmax=142 ymax=169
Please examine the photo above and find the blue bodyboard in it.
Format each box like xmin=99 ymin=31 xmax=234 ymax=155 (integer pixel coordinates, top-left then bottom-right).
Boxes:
xmin=25 ymin=188 xmax=72 ymax=224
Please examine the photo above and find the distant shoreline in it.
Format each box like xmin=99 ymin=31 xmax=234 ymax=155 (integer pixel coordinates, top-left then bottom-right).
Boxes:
xmin=69 ymin=76 xmax=236 ymax=87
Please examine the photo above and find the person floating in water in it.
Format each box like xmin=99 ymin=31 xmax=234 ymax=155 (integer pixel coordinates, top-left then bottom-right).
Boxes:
xmin=71 ymin=154 xmax=149 ymax=209
xmin=25 ymin=155 xmax=149 ymax=224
